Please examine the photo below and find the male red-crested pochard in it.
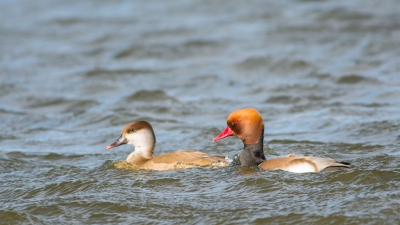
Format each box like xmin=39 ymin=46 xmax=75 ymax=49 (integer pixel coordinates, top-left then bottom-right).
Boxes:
xmin=106 ymin=121 xmax=227 ymax=171
xmin=213 ymin=108 xmax=352 ymax=173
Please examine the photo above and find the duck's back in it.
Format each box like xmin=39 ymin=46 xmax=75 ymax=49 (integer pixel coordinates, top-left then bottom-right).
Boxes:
xmin=142 ymin=150 xmax=226 ymax=170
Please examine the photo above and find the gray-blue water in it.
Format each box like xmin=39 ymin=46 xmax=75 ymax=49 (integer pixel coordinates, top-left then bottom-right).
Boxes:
xmin=1 ymin=0 xmax=400 ymax=224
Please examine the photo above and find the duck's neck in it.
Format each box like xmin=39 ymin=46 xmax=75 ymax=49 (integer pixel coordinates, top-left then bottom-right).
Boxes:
xmin=126 ymin=143 xmax=155 ymax=165
xmin=240 ymin=129 xmax=266 ymax=166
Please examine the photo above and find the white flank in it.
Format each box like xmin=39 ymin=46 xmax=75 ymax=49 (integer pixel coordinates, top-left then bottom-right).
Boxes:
xmin=286 ymin=163 xmax=316 ymax=173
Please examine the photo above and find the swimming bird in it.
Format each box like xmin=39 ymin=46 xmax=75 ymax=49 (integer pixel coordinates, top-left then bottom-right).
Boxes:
xmin=213 ymin=108 xmax=352 ymax=173
xmin=106 ymin=121 xmax=227 ymax=171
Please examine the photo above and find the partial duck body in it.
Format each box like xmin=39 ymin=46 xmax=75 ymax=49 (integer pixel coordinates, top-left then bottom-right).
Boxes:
xmin=213 ymin=108 xmax=352 ymax=173
xmin=107 ymin=121 xmax=226 ymax=171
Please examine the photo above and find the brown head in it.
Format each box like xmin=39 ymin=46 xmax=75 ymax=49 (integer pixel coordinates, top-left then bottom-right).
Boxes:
xmin=105 ymin=121 xmax=156 ymax=154
xmin=213 ymin=108 xmax=264 ymax=145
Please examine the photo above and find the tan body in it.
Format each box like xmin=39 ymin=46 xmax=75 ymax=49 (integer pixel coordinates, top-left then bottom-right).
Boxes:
xmin=106 ymin=121 xmax=227 ymax=171
xmin=130 ymin=150 xmax=226 ymax=171
xmin=213 ymin=108 xmax=352 ymax=173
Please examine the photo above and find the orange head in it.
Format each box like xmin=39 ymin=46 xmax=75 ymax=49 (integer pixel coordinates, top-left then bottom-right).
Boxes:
xmin=213 ymin=108 xmax=264 ymax=145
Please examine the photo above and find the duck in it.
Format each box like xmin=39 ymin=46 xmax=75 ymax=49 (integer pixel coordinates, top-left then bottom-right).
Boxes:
xmin=212 ymin=108 xmax=352 ymax=173
xmin=106 ymin=120 xmax=227 ymax=171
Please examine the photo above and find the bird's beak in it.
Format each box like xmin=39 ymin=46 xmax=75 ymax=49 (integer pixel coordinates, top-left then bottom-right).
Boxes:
xmin=213 ymin=126 xmax=234 ymax=142
xmin=105 ymin=134 xmax=127 ymax=150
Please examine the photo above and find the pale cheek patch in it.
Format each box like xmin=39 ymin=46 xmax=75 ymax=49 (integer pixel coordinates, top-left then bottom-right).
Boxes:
xmin=126 ymin=131 xmax=147 ymax=143
xmin=286 ymin=163 xmax=316 ymax=173
xmin=125 ymin=132 xmax=140 ymax=145
xmin=125 ymin=129 xmax=155 ymax=149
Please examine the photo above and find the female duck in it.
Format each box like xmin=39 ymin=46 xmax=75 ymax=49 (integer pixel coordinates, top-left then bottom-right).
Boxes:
xmin=213 ymin=108 xmax=352 ymax=173
xmin=106 ymin=121 xmax=226 ymax=171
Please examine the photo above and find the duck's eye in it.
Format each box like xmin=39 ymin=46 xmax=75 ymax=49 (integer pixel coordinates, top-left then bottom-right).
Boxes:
xmin=231 ymin=119 xmax=239 ymax=126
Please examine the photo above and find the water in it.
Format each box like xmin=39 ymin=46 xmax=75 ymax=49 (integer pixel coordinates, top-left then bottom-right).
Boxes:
xmin=1 ymin=0 xmax=400 ymax=224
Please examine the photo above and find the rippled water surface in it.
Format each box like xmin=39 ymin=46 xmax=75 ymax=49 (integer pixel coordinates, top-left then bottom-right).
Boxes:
xmin=1 ymin=0 xmax=400 ymax=224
